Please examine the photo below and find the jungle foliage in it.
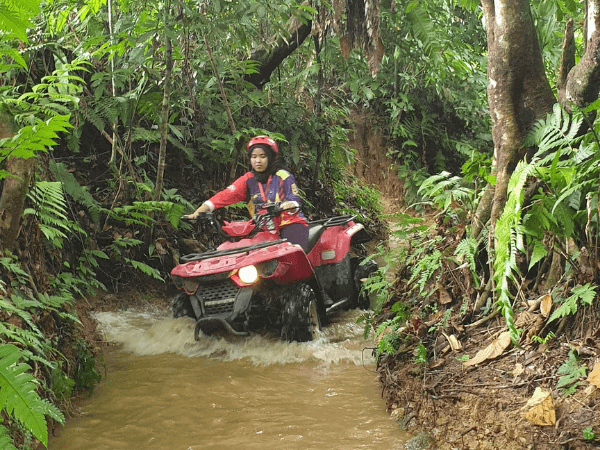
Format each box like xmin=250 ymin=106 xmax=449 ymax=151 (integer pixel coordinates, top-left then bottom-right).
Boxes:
xmin=3 ymin=0 xmax=598 ymax=447
xmin=361 ymin=6 xmax=600 ymax=433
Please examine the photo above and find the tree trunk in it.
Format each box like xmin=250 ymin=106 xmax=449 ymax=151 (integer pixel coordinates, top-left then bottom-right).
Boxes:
xmin=0 ymin=116 xmax=35 ymax=252
xmin=557 ymin=19 xmax=575 ymax=106
xmin=153 ymin=0 xmax=173 ymax=202
xmin=563 ymin=0 xmax=600 ymax=110
xmin=244 ymin=21 xmax=313 ymax=89
xmin=472 ymin=0 xmax=555 ymax=238
xmin=472 ymin=0 xmax=600 ymax=239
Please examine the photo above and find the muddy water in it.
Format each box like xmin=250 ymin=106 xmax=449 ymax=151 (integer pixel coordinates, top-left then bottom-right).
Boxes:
xmin=49 ymin=309 xmax=409 ymax=450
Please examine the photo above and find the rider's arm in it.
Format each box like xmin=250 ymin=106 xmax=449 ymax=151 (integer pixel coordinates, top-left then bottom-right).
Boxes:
xmin=185 ymin=173 xmax=251 ymax=219
xmin=278 ymin=171 xmax=302 ymax=214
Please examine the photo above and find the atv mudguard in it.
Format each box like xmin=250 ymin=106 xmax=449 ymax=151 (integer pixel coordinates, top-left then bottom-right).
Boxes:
xmin=307 ymin=221 xmax=370 ymax=267
xmin=171 ymin=239 xmax=315 ymax=287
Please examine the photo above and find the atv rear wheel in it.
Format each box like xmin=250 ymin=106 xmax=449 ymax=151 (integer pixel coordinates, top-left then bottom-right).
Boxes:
xmin=280 ymin=283 xmax=321 ymax=342
xmin=172 ymin=292 xmax=195 ymax=319
xmin=353 ymin=258 xmax=378 ymax=309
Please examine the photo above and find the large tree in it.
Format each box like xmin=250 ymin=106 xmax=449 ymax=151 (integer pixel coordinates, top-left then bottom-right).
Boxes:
xmin=472 ymin=0 xmax=600 ymax=239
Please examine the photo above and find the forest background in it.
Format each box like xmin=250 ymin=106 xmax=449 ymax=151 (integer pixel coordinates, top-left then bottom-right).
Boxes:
xmin=0 ymin=0 xmax=599 ymax=448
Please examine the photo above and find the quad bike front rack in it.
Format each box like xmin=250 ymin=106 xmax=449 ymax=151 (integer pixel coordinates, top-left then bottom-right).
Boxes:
xmin=180 ymin=239 xmax=288 ymax=263
xmin=194 ymin=317 xmax=250 ymax=341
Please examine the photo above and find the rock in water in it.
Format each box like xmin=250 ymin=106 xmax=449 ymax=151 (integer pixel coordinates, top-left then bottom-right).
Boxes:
xmin=404 ymin=432 xmax=435 ymax=450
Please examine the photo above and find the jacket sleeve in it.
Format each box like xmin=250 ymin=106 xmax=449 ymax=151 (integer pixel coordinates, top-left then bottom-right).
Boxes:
xmin=278 ymin=170 xmax=302 ymax=213
xmin=204 ymin=173 xmax=251 ymax=211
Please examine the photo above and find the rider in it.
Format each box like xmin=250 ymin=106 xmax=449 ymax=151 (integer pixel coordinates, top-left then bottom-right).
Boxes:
xmin=184 ymin=135 xmax=309 ymax=251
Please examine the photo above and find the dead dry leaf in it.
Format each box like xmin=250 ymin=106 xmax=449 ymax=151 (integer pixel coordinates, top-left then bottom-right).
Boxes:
xmin=442 ymin=332 xmax=462 ymax=351
xmin=154 ymin=241 xmax=168 ymax=255
xmin=527 ymin=298 xmax=541 ymax=312
xmin=540 ymin=294 xmax=553 ymax=318
xmin=588 ymin=363 xmax=600 ymax=388
xmin=515 ymin=311 xmax=538 ymax=327
xmin=463 ymin=331 xmax=511 ymax=367
xmin=438 ymin=287 xmax=453 ymax=305
xmin=513 ymin=363 xmax=525 ymax=379
xmin=523 ymin=387 xmax=556 ymax=426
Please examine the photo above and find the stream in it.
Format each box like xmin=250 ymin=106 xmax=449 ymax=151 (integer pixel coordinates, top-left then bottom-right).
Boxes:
xmin=49 ymin=307 xmax=410 ymax=449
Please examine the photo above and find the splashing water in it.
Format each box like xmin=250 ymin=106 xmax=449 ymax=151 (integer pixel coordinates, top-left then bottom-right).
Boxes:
xmin=93 ymin=309 xmax=376 ymax=366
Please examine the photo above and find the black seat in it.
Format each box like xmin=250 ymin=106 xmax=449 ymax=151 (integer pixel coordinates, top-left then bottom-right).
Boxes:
xmin=306 ymin=224 xmax=325 ymax=252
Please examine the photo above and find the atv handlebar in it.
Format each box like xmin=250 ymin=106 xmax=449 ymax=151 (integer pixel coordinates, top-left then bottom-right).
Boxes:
xmin=182 ymin=202 xmax=295 ymax=240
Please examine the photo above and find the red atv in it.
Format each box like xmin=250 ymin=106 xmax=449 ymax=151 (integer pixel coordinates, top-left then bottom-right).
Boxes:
xmin=170 ymin=203 xmax=377 ymax=342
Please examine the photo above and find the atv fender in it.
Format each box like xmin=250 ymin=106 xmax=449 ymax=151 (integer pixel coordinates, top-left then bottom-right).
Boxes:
xmin=308 ymin=222 xmax=368 ymax=266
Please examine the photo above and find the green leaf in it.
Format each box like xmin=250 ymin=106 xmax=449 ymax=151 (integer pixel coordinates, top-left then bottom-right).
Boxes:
xmin=556 ymin=350 xmax=587 ymax=397
xmin=548 ymin=283 xmax=596 ymax=323
xmin=583 ymin=427 xmax=595 ymax=440
xmin=0 ymin=344 xmax=63 ymax=448
xmin=528 ymin=241 xmax=547 ymax=270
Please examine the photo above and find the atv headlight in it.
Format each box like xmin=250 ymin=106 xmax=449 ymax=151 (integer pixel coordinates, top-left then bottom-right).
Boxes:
xmin=239 ymin=265 xmax=259 ymax=284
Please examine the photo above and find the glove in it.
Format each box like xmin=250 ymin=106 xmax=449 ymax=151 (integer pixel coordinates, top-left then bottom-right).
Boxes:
xmin=280 ymin=201 xmax=299 ymax=213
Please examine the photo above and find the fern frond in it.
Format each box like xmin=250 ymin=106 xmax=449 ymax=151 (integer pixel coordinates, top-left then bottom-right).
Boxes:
xmin=0 ymin=323 xmax=44 ymax=355
xmin=0 ymin=115 xmax=72 ymax=160
xmin=2 ymin=297 xmax=44 ymax=340
xmin=0 ymin=344 xmax=55 ymax=447
xmin=88 ymin=97 xmax=119 ymax=126
xmin=25 ymin=180 xmax=74 ymax=246
xmin=524 ymin=103 xmax=583 ymax=153
xmin=548 ymin=283 xmax=596 ymax=323
xmin=130 ymin=127 xmax=161 ymax=143
xmin=0 ymin=424 xmax=17 ymax=450
xmin=406 ymin=5 xmax=441 ymax=58
xmin=50 ymin=160 xmax=104 ymax=223
xmin=455 ymin=237 xmax=480 ymax=287
xmin=493 ymin=159 xmax=538 ymax=342
xmin=124 ymin=258 xmax=164 ymax=281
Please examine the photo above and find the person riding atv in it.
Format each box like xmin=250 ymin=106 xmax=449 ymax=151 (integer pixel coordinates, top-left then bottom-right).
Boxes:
xmin=172 ymin=136 xmax=377 ymax=342
xmin=184 ymin=135 xmax=309 ymax=251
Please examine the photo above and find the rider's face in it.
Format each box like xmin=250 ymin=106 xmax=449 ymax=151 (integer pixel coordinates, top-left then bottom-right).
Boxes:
xmin=250 ymin=148 xmax=269 ymax=173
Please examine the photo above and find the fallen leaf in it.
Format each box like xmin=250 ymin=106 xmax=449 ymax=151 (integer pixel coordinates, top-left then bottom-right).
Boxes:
xmin=154 ymin=241 xmax=167 ymax=255
xmin=442 ymin=332 xmax=462 ymax=351
xmin=523 ymin=387 xmax=556 ymax=426
xmin=515 ymin=311 xmax=538 ymax=327
xmin=527 ymin=298 xmax=541 ymax=312
xmin=463 ymin=331 xmax=511 ymax=367
xmin=589 ymin=363 xmax=600 ymax=389
xmin=540 ymin=294 xmax=553 ymax=318
xmin=513 ymin=363 xmax=525 ymax=379
xmin=438 ymin=287 xmax=453 ymax=305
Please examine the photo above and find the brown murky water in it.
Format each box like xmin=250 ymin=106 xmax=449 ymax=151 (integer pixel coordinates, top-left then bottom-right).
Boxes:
xmin=49 ymin=309 xmax=409 ymax=450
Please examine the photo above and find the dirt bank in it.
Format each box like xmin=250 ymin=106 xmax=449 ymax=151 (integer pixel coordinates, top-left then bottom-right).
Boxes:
xmin=377 ymin=322 xmax=599 ymax=449
xmin=345 ymin=114 xmax=599 ymax=450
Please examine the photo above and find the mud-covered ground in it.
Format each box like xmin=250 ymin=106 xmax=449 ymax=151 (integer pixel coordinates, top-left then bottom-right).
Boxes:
xmin=370 ymin=201 xmax=599 ymax=450
xmin=377 ymin=318 xmax=599 ymax=450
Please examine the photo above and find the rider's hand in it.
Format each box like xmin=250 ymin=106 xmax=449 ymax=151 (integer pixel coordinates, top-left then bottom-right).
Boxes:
xmin=183 ymin=211 xmax=200 ymax=219
xmin=280 ymin=201 xmax=299 ymax=213
xmin=184 ymin=203 xmax=210 ymax=219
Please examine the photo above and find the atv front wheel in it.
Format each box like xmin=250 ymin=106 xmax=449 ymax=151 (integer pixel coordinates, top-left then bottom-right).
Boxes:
xmin=280 ymin=283 xmax=321 ymax=342
xmin=172 ymin=292 xmax=195 ymax=319
xmin=353 ymin=258 xmax=378 ymax=309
